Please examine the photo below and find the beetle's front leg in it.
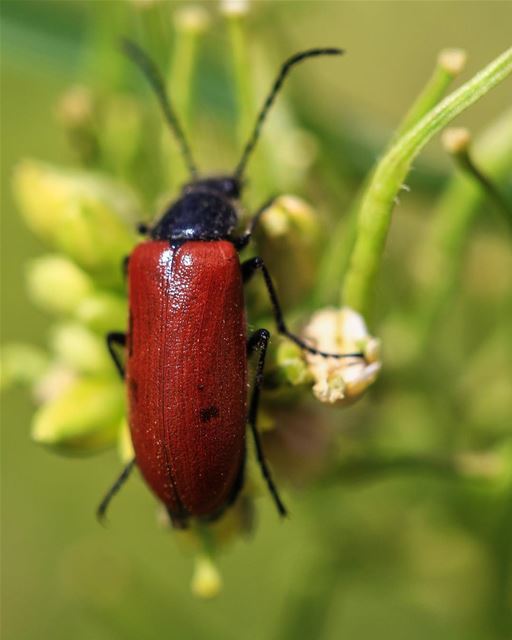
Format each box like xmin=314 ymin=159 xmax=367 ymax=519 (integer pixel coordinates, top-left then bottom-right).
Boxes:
xmin=247 ymin=329 xmax=287 ymax=518
xmin=242 ymin=257 xmax=364 ymax=360
xmin=106 ymin=332 xmax=127 ymax=379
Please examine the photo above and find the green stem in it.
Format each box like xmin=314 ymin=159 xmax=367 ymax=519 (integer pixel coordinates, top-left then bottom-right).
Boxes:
xmin=321 ymin=451 xmax=503 ymax=485
xmin=226 ymin=8 xmax=254 ymax=149
xmin=415 ymin=109 xmax=512 ymax=353
xmin=314 ymin=49 xmax=465 ymax=308
xmin=394 ymin=48 xmax=466 ymax=140
xmin=164 ymin=7 xmax=209 ymax=190
xmin=342 ymin=47 xmax=512 ymax=317
xmin=454 ymin=147 xmax=512 ymax=228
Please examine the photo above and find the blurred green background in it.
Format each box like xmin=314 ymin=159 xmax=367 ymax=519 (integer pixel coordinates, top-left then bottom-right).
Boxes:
xmin=1 ymin=2 xmax=512 ymax=639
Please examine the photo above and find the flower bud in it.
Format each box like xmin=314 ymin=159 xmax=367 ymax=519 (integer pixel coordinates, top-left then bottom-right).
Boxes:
xmin=256 ymin=195 xmax=321 ymax=308
xmin=220 ymin=0 xmax=250 ymax=17
xmin=260 ymin=195 xmax=318 ymax=239
xmin=76 ymin=292 xmax=127 ymax=334
xmin=26 ymin=255 xmax=93 ymax=315
xmin=174 ymin=5 xmax=211 ymax=33
xmin=33 ymin=363 xmax=76 ymax=404
xmin=56 ymin=85 xmax=94 ymax=130
xmin=191 ymin=554 xmax=222 ymax=599
xmin=438 ymin=48 xmax=467 ymax=77
xmin=276 ymin=341 xmax=312 ymax=387
xmin=442 ymin=127 xmax=471 ymax=155
xmin=302 ymin=307 xmax=381 ymax=405
xmin=13 ymin=161 xmax=139 ymax=286
xmin=51 ymin=323 xmax=112 ymax=374
xmin=32 ymin=378 xmax=124 ymax=453
xmin=0 ymin=343 xmax=49 ymax=391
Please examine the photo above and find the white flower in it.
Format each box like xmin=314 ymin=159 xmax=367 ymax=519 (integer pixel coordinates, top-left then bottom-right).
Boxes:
xmin=302 ymin=307 xmax=381 ymax=405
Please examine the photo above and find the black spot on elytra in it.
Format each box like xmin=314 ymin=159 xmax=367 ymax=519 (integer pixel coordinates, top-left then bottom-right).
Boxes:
xmin=129 ymin=378 xmax=139 ymax=402
xmin=200 ymin=405 xmax=219 ymax=423
xmin=197 ymin=383 xmax=205 ymax=391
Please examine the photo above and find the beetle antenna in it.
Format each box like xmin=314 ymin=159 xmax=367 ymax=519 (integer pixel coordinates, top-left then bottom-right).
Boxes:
xmin=233 ymin=48 xmax=344 ymax=180
xmin=122 ymin=39 xmax=198 ymax=179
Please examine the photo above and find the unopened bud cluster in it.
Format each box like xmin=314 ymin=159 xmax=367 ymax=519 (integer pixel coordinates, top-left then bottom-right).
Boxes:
xmin=9 ymin=161 xmax=140 ymax=454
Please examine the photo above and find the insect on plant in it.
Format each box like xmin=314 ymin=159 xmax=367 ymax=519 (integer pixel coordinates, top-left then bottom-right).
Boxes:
xmin=99 ymin=41 xmax=366 ymax=529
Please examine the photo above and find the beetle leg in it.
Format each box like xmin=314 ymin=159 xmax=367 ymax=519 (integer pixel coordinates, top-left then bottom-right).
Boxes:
xmin=122 ymin=255 xmax=130 ymax=278
xmin=234 ymin=196 xmax=278 ymax=250
xmin=247 ymin=328 xmax=287 ymax=518
xmin=242 ymin=257 xmax=364 ymax=360
xmin=96 ymin=458 xmax=136 ymax=524
xmin=106 ymin=332 xmax=127 ymax=379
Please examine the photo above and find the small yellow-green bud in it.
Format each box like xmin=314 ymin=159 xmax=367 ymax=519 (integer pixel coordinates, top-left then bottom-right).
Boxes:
xmin=442 ymin=127 xmax=471 ymax=155
xmin=220 ymin=0 xmax=250 ymax=18
xmin=260 ymin=195 xmax=318 ymax=239
xmin=13 ymin=161 xmax=139 ymax=285
xmin=438 ymin=48 xmax=467 ymax=77
xmin=51 ymin=323 xmax=112 ymax=374
xmin=32 ymin=378 xmax=124 ymax=453
xmin=276 ymin=341 xmax=312 ymax=386
xmin=130 ymin=0 xmax=162 ymax=8
xmin=26 ymin=255 xmax=93 ymax=316
xmin=33 ymin=363 xmax=76 ymax=403
xmin=302 ymin=307 xmax=381 ymax=405
xmin=0 ymin=343 xmax=49 ymax=391
xmin=174 ymin=5 xmax=211 ymax=33
xmin=191 ymin=554 xmax=222 ymax=599
xmin=256 ymin=195 xmax=320 ymax=308
xmin=56 ymin=85 xmax=94 ymax=129
xmin=76 ymin=292 xmax=127 ymax=334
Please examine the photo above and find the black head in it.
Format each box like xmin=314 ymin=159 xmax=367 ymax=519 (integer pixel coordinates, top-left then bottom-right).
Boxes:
xmin=183 ymin=176 xmax=241 ymax=199
xmin=150 ymin=177 xmax=241 ymax=242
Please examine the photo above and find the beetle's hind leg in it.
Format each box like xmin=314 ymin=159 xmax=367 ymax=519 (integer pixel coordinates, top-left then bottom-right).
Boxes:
xmin=247 ymin=329 xmax=287 ymax=518
xmin=106 ymin=332 xmax=127 ymax=378
xmin=242 ymin=257 xmax=364 ymax=360
xmin=96 ymin=458 xmax=136 ymax=524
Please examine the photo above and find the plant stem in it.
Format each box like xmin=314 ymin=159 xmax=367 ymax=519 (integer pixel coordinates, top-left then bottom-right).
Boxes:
xmin=225 ymin=4 xmax=254 ymax=149
xmin=414 ymin=108 xmax=512 ymax=352
xmin=394 ymin=48 xmax=466 ymax=140
xmin=164 ymin=7 xmax=209 ymax=190
xmin=342 ymin=47 xmax=512 ymax=317
xmin=453 ymin=147 xmax=512 ymax=228
xmin=321 ymin=451 xmax=503 ymax=485
xmin=314 ymin=49 xmax=465 ymax=308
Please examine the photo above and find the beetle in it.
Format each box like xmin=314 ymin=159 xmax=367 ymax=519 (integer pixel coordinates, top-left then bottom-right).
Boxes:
xmin=98 ymin=41 xmax=364 ymax=528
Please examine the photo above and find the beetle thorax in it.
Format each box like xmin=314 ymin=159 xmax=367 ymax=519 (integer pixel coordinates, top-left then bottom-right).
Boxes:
xmin=151 ymin=177 xmax=241 ymax=242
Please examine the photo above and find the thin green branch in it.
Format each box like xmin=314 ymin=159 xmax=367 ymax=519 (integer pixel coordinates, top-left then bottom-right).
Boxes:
xmin=414 ymin=109 xmax=512 ymax=353
xmin=313 ymin=48 xmax=466 ymax=308
xmin=394 ymin=48 xmax=467 ymax=140
xmin=224 ymin=2 xmax=254 ymax=149
xmin=320 ymin=451 xmax=504 ymax=485
xmin=443 ymin=127 xmax=512 ymax=228
xmin=164 ymin=6 xmax=210 ymax=190
xmin=342 ymin=47 xmax=512 ymax=317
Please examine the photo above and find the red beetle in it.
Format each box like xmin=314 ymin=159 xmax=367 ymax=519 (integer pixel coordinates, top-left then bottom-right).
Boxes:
xmin=99 ymin=42 xmax=363 ymax=528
